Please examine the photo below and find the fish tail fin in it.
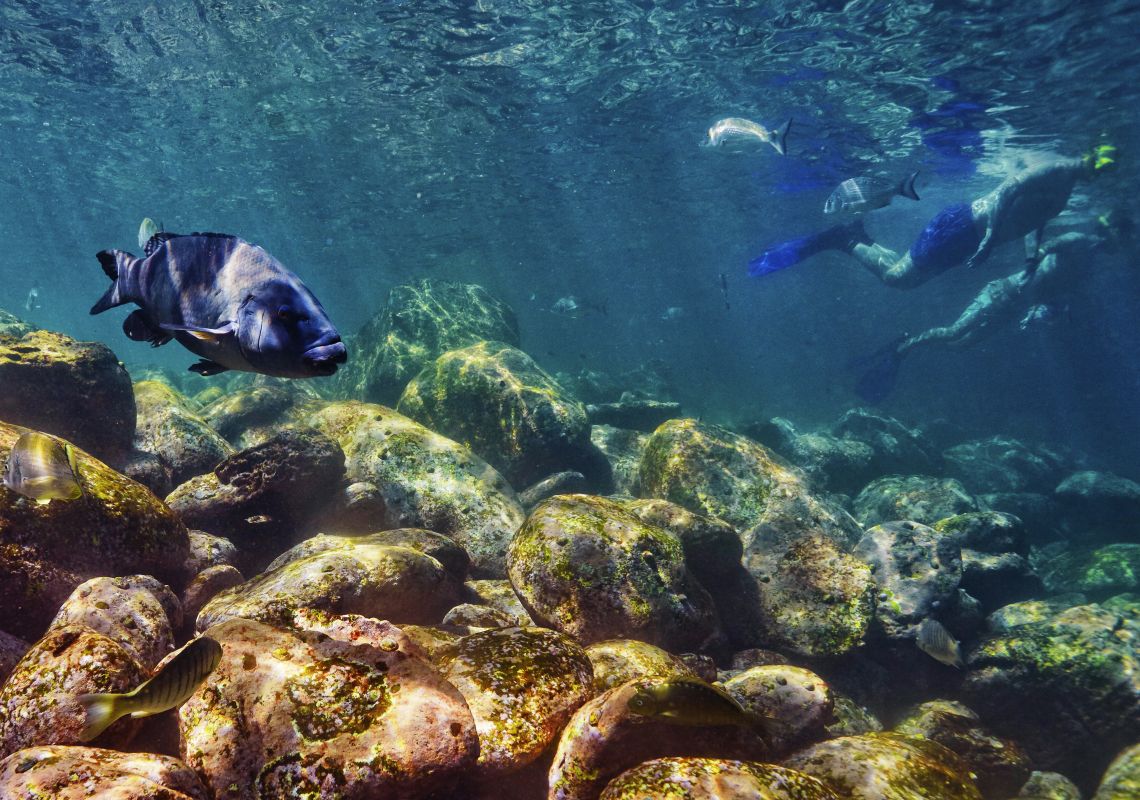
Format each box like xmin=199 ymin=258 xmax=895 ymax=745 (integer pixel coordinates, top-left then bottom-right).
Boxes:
xmin=771 ymin=118 xmax=792 ymax=156
xmin=900 ymin=171 xmax=921 ymax=201
xmin=853 ymin=335 xmax=908 ymax=403
xmin=90 ymin=250 xmax=140 ymax=314
xmin=77 ymin=692 xmax=127 ymax=741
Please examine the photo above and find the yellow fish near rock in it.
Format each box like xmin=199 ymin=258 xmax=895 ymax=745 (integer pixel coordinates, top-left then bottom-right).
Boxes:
xmin=3 ymin=430 xmax=83 ymax=505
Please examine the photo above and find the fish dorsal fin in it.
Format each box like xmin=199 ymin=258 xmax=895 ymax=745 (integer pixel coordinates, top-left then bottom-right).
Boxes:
xmin=188 ymin=232 xmax=240 ymax=241
xmin=144 ymin=231 xmax=179 ymax=257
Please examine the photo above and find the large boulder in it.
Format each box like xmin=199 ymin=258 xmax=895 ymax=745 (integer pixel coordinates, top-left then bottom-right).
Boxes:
xmin=964 ymin=598 xmax=1140 ymax=788
xmin=397 ymin=341 xmax=609 ymax=490
xmin=307 ymin=401 xmax=525 ymax=578
xmin=182 ymin=618 xmax=478 ymax=799
xmin=1055 ymin=471 xmax=1140 ymax=542
xmin=1093 ymin=742 xmax=1140 ymax=800
xmin=942 ymin=436 xmax=1071 ymax=495
xmin=0 ymin=330 xmax=135 ymax=465
xmin=585 ymin=639 xmax=696 ymax=692
xmin=591 ymin=424 xmax=647 ymax=496
xmin=723 ymin=665 xmax=835 ymax=751
xmin=0 ymin=422 xmax=190 ymax=640
xmin=132 ymin=380 xmax=233 ymax=494
xmin=200 ymin=384 xmax=304 ymax=448
xmin=830 ymin=408 xmax=941 ymax=476
xmin=0 ymin=745 xmax=209 ymax=799
xmin=600 ymin=759 xmax=841 ymax=800
xmin=507 ymin=494 xmax=721 ymax=651
xmin=1033 ymin=543 xmax=1140 ymax=598
xmin=853 ymin=475 xmax=978 ymax=528
xmin=337 ymin=279 xmax=520 ymax=405
xmin=0 ymin=309 xmax=36 ymax=338
xmin=750 ymin=417 xmax=877 ymax=494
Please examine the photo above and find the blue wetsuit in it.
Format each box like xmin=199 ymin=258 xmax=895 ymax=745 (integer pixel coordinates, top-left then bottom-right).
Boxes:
xmin=907 ymin=203 xmax=982 ymax=276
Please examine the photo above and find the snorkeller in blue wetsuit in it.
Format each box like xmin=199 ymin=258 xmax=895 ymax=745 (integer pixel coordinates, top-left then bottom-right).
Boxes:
xmin=750 ymin=143 xmax=1118 ymax=288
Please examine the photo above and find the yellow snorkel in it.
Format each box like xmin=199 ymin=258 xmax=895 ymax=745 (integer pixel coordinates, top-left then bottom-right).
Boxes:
xmin=1084 ymin=142 xmax=1117 ymax=172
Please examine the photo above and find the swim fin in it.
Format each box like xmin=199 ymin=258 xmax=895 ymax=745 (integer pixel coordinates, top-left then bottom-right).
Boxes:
xmin=854 ymin=335 xmax=908 ymax=403
xmin=749 ymin=219 xmax=868 ymax=278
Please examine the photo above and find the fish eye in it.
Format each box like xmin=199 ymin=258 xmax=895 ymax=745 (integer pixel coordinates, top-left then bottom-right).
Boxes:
xmin=276 ymin=306 xmax=309 ymax=323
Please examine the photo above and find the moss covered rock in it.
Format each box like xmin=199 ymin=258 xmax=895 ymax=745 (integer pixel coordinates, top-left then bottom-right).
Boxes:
xmin=1093 ymin=742 xmax=1140 ymax=800
xmin=830 ymin=408 xmax=941 ymax=477
xmin=592 ymin=424 xmax=647 ymax=496
xmin=959 ymin=549 xmax=1042 ymax=610
xmin=133 ymin=380 xmax=233 ymax=494
xmin=197 ymin=533 xmax=462 ymax=631
xmin=586 ymin=639 xmax=696 ymax=692
xmin=201 ymin=384 xmax=303 ymax=448
xmin=0 ymin=330 xmax=135 ymax=465
xmin=0 ymin=625 xmax=147 ymax=758
xmin=854 ymin=475 xmax=978 ymax=528
xmin=1034 ymin=543 xmax=1140 ymax=598
xmin=0 ymin=422 xmax=190 ymax=641
xmin=398 ymin=341 xmax=608 ymax=491
xmin=0 ymin=631 xmax=28 ymax=687
xmin=183 ymin=618 xmax=477 ymax=799
xmin=964 ymin=600 xmax=1140 ymax=788
xmin=507 ymin=494 xmax=721 ymax=650
xmin=308 ymin=401 xmax=525 ymax=577
xmin=0 ymin=309 xmax=36 ymax=338
xmin=0 ymin=745 xmax=209 ymax=799
xmin=338 ymin=279 xmax=520 ymax=405
xmin=463 ymin=579 xmax=534 ymax=625
xmin=724 ymin=666 xmax=833 ymax=751
xmin=1054 ymin=470 xmax=1140 ymax=542
xmin=943 ymin=436 xmax=1071 ymax=495
xmin=439 ymin=626 xmax=593 ymax=777
xmin=600 ymin=758 xmax=841 ymax=799
xmin=893 ymin=700 xmax=1031 ymax=798
xmin=933 ymin=511 xmax=1027 ymax=554
xmin=783 ymin=732 xmax=981 ymax=800
xmin=752 ymin=417 xmax=878 ymax=495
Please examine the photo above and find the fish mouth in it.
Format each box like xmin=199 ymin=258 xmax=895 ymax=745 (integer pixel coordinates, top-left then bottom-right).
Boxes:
xmin=303 ymin=340 xmax=347 ymax=376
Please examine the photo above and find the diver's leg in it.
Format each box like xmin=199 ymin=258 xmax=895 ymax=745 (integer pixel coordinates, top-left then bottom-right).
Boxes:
xmin=847 ymin=242 xmax=917 ymax=286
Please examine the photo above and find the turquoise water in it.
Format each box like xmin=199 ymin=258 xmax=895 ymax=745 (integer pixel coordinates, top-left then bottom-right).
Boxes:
xmin=3 ymin=0 xmax=1139 ymax=470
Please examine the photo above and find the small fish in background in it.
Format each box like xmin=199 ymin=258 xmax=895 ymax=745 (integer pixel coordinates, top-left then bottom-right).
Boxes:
xmin=660 ymin=306 xmax=685 ymax=321
xmin=916 ymin=618 xmax=965 ymax=669
xmin=720 ymin=272 xmax=730 ymax=310
xmin=550 ymin=295 xmax=608 ymax=318
xmin=705 ymin=117 xmax=792 ymax=155
xmin=1019 ymin=303 xmax=1057 ymax=330
xmin=137 ymin=217 xmax=161 ymax=252
xmin=627 ymin=677 xmax=776 ymax=736
xmin=824 ymin=172 xmax=921 ymax=215
xmin=3 ymin=431 xmax=83 ymax=505
xmin=77 ymin=636 xmax=222 ymax=741
xmin=24 ymin=284 xmax=40 ymax=312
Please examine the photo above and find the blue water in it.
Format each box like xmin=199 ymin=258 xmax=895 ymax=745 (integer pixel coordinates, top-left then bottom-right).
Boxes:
xmin=2 ymin=0 xmax=1139 ymax=473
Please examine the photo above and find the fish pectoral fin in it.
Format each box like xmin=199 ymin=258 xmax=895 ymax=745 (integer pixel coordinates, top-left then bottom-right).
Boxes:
xmin=188 ymin=359 xmax=230 ymax=376
xmin=159 ymin=321 xmax=237 ymax=342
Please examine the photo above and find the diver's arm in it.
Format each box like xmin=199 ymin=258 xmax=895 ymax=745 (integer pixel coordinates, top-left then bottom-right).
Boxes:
xmin=966 ymin=177 xmax=1022 ymax=269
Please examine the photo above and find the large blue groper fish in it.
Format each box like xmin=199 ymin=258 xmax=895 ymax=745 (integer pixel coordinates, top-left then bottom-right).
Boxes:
xmin=90 ymin=230 xmax=347 ymax=378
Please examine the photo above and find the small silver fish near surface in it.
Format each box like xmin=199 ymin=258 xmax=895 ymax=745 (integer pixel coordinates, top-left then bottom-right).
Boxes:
xmin=706 ymin=117 xmax=791 ymax=155
xmin=3 ymin=431 xmax=83 ymax=506
xmin=916 ymin=618 xmax=964 ymax=669
xmin=824 ymin=172 xmax=921 ymax=215
xmin=77 ymin=635 xmax=223 ymax=741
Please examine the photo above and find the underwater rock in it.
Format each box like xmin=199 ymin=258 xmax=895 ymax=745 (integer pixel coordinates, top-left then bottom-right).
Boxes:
xmin=398 ymin=340 xmax=610 ymax=491
xmin=185 ymin=530 xmax=241 ymax=573
xmin=518 ymin=470 xmax=588 ymax=509
xmin=964 ymin=599 xmax=1140 ymax=788
xmin=182 ymin=617 xmax=478 ymax=799
xmin=0 ymin=745 xmax=209 ymax=799
xmin=783 ymin=732 xmax=981 ymax=800
xmin=932 ymin=510 xmax=1027 ymax=554
xmin=463 ymin=579 xmax=535 ymax=625
xmin=741 ymin=527 xmax=874 ymax=657
xmin=1032 ymin=543 xmax=1140 ymax=598
xmin=548 ymin=677 xmax=768 ymax=800
xmin=441 ymin=603 xmax=513 ymax=628
xmin=623 ymin=498 xmax=743 ymax=583
xmin=1055 ymin=470 xmax=1140 ymax=542
xmin=853 ymin=474 xmax=978 ymax=527
xmin=132 ymin=380 xmax=233 ymax=494
xmin=196 ymin=533 xmax=463 ymax=631
xmin=978 ymin=492 xmax=1061 ymax=542
xmin=826 ymin=694 xmax=884 ymax=738
xmin=181 ymin=565 xmax=244 ymax=627
xmin=591 ymin=424 xmax=647 ymax=496
xmin=0 ymin=422 xmax=190 ymax=641
xmin=599 ymin=758 xmax=841 ymax=800
xmin=750 ymin=417 xmax=878 ymax=495
xmin=506 ymin=494 xmax=721 ymax=651
xmin=893 ymin=700 xmax=1031 ymax=798
xmin=47 ymin=575 xmax=179 ymax=671
xmin=1093 ymin=742 xmax=1140 ymax=800
xmin=586 ymin=639 xmax=697 ymax=692
xmin=1016 ymin=771 xmax=1083 ymax=799
xmin=723 ymin=665 xmax=834 ymax=751
xmin=0 ymin=630 xmax=28 ymax=687
xmin=982 ymin=594 xmax=1088 ymax=634
xmin=830 ymin=408 xmax=941 ymax=477
xmin=165 ymin=427 xmax=345 ymax=564
xmin=338 ymin=279 xmax=520 ymax=406
xmin=439 ymin=626 xmax=593 ymax=777
xmin=943 ymin=436 xmax=1072 ymax=495
xmin=268 ymin=528 xmax=470 ymax=582
xmin=0 ymin=309 xmax=36 ymax=338
xmin=0 ymin=625 xmax=147 ymax=757
xmin=200 ymin=384 xmax=302 ymax=448
xmin=585 ymin=399 xmax=682 ymax=432
xmin=0 ymin=330 xmax=135 ymax=465
xmin=959 ymin=549 xmax=1043 ymax=609
xmin=308 ymin=401 xmax=525 ymax=578
xmin=853 ymin=520 xmax=963 ymax=639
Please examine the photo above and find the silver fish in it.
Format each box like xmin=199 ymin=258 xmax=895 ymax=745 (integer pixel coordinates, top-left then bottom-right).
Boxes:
xmin=550 ymin=295 xmax=607 ymax=318
xmin=706 ymin=117 xmax=791 ymax=155
xmin=77 ymin=636 xmax=222 ymax=741
xmin=3 ymin=431 xmax=83 ymax=506
xmin=916 ymin=618 xmax=964 ymax=669
xmin=91 ymin=226 xmax=347 ymax=379
xmin=824 ymin=172 xmax=920 ymax=215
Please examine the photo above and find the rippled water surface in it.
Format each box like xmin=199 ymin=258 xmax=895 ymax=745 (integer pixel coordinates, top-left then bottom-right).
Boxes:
xmin=2 ymin=0 xmax=1139 ymax=467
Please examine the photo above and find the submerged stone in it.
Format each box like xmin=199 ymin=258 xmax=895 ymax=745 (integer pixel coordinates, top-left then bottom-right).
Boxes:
xmin=853 ymin=475 xmax=978 ymax=528
xmin=0 ymin=745 xmax=209 ymax=800
xmin=133 ymin=380 xmax=233 ymax=494
xmin=586 ymin=639 xmax=696 ymax=692
xmin=600 ymin=759 xmax=840 ymax=800
xmin=1093 ymin=742 xmax=1140 ymax=800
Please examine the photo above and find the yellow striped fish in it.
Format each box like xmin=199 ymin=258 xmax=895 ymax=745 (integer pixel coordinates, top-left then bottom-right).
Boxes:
xmin=3 ymin=431 xmax=83 ymax=505
xmin=77 ymin=636 xmax=222 ymax=741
